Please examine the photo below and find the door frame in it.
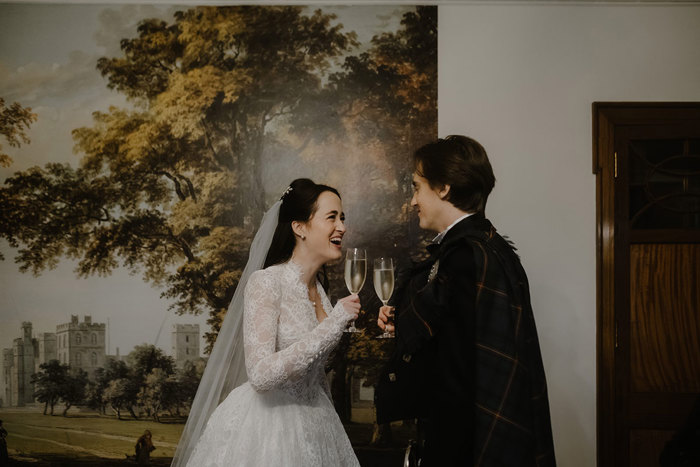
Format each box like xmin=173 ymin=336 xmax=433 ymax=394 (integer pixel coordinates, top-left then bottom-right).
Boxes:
xmin=593 ymin=102 xmax=700 ymax=467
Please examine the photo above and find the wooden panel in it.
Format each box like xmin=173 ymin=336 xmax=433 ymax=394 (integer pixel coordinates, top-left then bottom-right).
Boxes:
xmin=593 ymin=103 xmax=700 ymax=129
xmin=628 ymin=393 xmax=699 ymax=428
xmin=629 ymin=429 xmax=675 ymax=467
xmin=631 ymin=229 xmax=700 ymax=244
xmin=630 ymin=244 xmax=700 ymax=393
xmin=593 ymin=103 xmax=619 ymax=467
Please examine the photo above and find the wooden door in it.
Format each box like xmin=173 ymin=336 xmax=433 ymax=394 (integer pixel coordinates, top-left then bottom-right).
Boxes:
xmin=594 ymin=103 xmax=700 ymax=467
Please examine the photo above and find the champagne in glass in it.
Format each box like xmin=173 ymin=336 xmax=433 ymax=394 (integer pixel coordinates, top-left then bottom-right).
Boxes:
xmin=344 ymin=248 xmax=366 ymax=333
xmin=373 ymin=257 xmax=395 ymax=338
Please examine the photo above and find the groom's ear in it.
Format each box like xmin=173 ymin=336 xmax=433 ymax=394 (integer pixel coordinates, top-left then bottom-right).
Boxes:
xmin=438 ymin=184 xmax=451 ymax=200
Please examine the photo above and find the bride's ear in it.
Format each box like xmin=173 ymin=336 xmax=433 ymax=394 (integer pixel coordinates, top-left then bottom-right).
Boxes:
xmin=291 ymin=221 xmax=307 ymax=240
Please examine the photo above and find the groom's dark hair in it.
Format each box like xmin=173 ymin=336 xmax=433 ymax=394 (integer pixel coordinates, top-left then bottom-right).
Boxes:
xmin=413 ymin=135 xmax=495 ymax=213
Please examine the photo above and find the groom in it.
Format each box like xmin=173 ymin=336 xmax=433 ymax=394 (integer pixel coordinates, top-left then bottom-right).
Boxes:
xmin=376 ymin=136 xmax=556 ymax=466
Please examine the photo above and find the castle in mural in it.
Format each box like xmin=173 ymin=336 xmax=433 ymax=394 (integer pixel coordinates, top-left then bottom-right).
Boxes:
xmin=55 ymin=315 xmax=107 ymax=380
xmin=171 ymin=324 xmax=200 ymax=369
xmin=1 ymin=316 xmax=200 ymax=407
xmin=2 ymin=316 xmax=104 ymax=407
xmin=2 ymin=322 xmax=43 ymax=407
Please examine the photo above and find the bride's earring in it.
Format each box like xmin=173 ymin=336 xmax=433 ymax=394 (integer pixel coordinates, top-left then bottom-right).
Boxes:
xmin=291 ymin=221 xmax=306 ymax=241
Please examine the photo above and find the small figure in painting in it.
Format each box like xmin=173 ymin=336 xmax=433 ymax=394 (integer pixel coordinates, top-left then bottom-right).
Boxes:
xmin=135 ymin=430 xmax=155 ymax=466
xmin=0 ymin=420 xmax=9 ymax=466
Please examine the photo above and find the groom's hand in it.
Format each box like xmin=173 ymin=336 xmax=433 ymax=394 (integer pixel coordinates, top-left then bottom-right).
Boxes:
xmin=377 ymin=306 xmax=395 ymax=333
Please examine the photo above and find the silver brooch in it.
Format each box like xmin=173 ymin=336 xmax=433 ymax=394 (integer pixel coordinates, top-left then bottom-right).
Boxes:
xmin=428 ymin=259 xmax=440 ymax=283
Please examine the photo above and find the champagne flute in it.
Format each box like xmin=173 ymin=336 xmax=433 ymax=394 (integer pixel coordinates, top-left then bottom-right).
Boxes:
xmin=373 ymin=257 xmax=395 ymax=339
xmin=344 ymin=248 xmax=366 ymax=333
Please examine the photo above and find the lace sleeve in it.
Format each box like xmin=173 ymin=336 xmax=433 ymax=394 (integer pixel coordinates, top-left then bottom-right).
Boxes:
xmin=243 ymin=269 xmax=353 ymax=392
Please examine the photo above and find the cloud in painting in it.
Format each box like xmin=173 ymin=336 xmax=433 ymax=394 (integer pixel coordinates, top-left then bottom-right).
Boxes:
xmin=0 ymin=51 xmax=128 ymax=176
xmin=94 ymin=4 xmax=183 ymax=58
xmin=0 ymin=51 xmax=104 ymax=107
xmin=375 ymin=9 xmax=405 ymax=31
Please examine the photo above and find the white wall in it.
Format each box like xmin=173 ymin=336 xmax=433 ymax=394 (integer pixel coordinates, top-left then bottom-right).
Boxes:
xmin=439 ymin=4 xmax=700 ymax=466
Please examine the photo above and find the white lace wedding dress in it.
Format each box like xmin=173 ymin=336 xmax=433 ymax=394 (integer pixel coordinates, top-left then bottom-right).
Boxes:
xmin=186 ymin=261 xmax=360 ymax=467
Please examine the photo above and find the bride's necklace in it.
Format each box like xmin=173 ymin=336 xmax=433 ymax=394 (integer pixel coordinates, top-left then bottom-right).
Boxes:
xmin=309 ymin=286 xmax=328 ymax=324
xmin=308 ymin=286 xmax=319 ymax=307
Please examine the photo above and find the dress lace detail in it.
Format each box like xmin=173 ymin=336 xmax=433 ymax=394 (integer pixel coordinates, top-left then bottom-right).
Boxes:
xmin=186 ymin=261 xmax=360 ymax=467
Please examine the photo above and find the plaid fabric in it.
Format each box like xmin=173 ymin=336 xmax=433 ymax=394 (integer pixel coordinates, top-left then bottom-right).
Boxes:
xmin=376 ymin=214 xmax=556 ymax=467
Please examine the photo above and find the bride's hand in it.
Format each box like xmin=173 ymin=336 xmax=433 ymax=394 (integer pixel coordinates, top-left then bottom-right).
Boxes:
xmin=336 ymin=294 xmax=361 ymax=321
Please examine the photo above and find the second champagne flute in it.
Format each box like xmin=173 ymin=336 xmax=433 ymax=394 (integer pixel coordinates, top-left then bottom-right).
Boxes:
xmin=373 ymin=257 xmax=395 ymax=338
xmin=344 ymin=248 xmax=366 ymax=333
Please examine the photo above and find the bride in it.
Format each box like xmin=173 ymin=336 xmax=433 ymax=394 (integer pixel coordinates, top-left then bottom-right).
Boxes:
xmin=172 ymin=178 xmax=361 ymax=467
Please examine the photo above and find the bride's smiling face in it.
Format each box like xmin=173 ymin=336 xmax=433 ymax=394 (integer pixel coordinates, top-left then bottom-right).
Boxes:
xmin=297 ymin=191 xmax=346 ymax=263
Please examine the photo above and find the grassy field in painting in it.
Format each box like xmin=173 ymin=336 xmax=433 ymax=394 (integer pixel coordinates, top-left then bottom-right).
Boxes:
xmin=1 ymin=407 xmax=411 ymax=466
xmin=0 ymin=407 xmax=181 ymax=464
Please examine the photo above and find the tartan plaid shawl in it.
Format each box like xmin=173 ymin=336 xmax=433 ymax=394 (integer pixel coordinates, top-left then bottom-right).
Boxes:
xmin=376 ymin=214 xmax=556 ymax=466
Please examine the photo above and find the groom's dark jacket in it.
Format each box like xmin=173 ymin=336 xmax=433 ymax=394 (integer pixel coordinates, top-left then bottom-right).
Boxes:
xmin=376 ymin=213 xmax=556 ymax=467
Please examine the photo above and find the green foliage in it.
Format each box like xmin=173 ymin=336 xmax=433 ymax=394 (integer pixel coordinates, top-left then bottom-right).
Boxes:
xmin=61 ymin=369 xmax=89 ymax=416
xmin=31 ymin=360 xmax=68 ymax=415
xmin=175 ymin=358 xmax=207 ymax=412
xmin=103 ymin=377 xmax=140 ymax=420
xmin=127 ymin=344 xmax=176 ymax=378
xmin=101 ymin=358 xmax=131 ymax=382
xmin=0 ymin=97 xmax=37 ymax=167
xmin=127 ymin=344 xmax=180 ymax=420
xmin=137 ymin=368 xmax=180 ymax=421
xmin=30 ymin=361 xmax=89 ymax=417
xmin=87 ymin=358 xmax=130 ymax=413
xmin=30 ymin=350 xmax=202 ymax=422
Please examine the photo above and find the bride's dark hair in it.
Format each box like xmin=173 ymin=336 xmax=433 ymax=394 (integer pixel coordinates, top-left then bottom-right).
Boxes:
xmin=263 ymin=178 xmax=341 ymax=270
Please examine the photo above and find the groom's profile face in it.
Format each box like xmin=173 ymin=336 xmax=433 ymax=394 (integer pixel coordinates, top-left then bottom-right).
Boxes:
xmin=411 ymin=171 xmax=446 ymax=233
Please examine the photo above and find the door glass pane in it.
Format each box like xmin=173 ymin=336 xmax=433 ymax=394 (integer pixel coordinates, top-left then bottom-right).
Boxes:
xmin=629 ymin=139 xmax=700 ymax=229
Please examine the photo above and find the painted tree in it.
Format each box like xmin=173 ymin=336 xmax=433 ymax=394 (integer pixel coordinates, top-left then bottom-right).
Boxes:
xmin=60 ymin=369 xmax=88 ymax=416
xmin=127 ymin=344 xmax=176 ymax=417
xmin=87 ymin=358 xmax=131 ymax=414
xmin=104 ymin=377 xmax=139 ymax=420
xmin=127 ymin=344 xmax=175 ymax=377
xmin=0 ymin=98 xmax=37 ymax=168
xmin=0 ymin=6 xmax=357 ymax=351
xmin=31 ymin=359 xmax=67 ymax=415
xmin=175 ymin=357 xmax=207 ymax=415
xmin=138 ymin=368 xmax=179 ymax=421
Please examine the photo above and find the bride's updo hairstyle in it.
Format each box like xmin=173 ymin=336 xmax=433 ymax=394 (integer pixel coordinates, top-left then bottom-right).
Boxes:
xmin=263 ymin=178 xmax=341 ymax=269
